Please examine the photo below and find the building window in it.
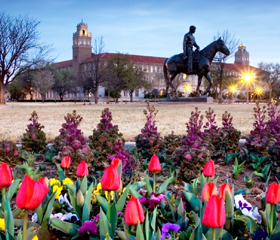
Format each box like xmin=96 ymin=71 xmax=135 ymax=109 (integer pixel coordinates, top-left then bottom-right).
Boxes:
xmin=151 ymin=66 xmax=153 ymax=73
xmin=84 ymin=64 xmax=87 ymax=71
xmin=135 ymin=89 xmax=139 ymax=96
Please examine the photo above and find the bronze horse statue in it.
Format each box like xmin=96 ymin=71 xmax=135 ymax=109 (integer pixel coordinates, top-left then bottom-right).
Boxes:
xmin=163 ymin=38 xmax=230 ymax=98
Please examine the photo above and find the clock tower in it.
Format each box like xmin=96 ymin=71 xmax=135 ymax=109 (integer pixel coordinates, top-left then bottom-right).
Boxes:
xmin=72 ymin=22 xmax=92 ymax=73
xmin=234 ymin=44 xmax=249 ymax=65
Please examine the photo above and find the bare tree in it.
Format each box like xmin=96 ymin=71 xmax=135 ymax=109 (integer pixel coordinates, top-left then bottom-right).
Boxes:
xmin=211 ymin=30 xmax=239 ymax=102
xmin=33 ymin=63 xmax=54 ymax=102
xmin=258 ymin=62 xmax=280 ymax=101
xmin=0 ymin=12 xmax=52 ymax=104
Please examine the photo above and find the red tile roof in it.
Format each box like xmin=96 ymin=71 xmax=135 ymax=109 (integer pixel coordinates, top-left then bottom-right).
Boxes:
xmin=83 ymin=52 xmax=166 ymax=64
xmin=53 ymin=60 xmax=73 ymax=67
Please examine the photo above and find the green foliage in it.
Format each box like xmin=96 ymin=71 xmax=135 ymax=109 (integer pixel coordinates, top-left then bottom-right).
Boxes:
xmin=232 ymin=158 xmax=245 ymax=179
xmin=7 ymin=81 xmax=26 ymax=101
xmin=21 ymin=111 xmax=47 ymax=154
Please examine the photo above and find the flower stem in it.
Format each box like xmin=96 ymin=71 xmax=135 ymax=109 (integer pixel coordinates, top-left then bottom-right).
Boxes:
xmin=153 ymin=172 xmax=156 ymax=193
xmin=1 ymin=188 xmax=6 ymax=211
xmin=270 ymin=204 xmax=274 ymax=235
xmin=23 ymin=210 xmax=29 ymax=240
xmin=212 ymin=228 xmax=216 ymax=240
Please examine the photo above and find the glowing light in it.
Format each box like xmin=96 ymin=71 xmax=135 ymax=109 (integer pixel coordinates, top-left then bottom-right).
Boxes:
xmin=183 ymin=84 xmax=192 ymax=92
xmin=229 ymin=85 xmax=237 ymax=93
xmin=160 ymin=90 xmax=164 ymax=96
xmin=183 ymin=74 xmax=187 ymax=80
xmin=255 ymin=87 xmax=263 ymax=95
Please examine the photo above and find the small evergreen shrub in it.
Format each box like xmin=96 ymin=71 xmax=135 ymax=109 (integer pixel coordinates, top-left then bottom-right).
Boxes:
xmin=21 ymin=111 xmax=47 ymax=154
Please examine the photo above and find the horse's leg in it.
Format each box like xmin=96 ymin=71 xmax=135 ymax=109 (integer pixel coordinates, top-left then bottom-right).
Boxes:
xmin=165 ymin=78 xmax=171 ymax=99
xmin=196 ymin=74 xmax=203 ymax=97
xmin=203 ymin=72 xmax=213 ymax=95
xmin=169 ymin=73 xmax=177 ymax=98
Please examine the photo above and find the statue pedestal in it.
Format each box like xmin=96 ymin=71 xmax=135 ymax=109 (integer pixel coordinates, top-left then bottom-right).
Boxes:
xmin=159 ymin=97 xmax=213 ymax=103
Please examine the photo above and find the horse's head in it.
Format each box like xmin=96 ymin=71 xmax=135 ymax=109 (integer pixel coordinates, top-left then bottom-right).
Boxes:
xmin=216 ymin=37 xmax=230 ymax=56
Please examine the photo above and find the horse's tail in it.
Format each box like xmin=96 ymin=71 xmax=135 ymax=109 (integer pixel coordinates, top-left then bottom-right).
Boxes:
xmin=163 ymin=58 xmax=169 ymax=84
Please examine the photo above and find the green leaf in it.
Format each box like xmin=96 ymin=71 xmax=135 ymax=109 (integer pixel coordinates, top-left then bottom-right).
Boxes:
xmin=150 ymin=207 xmax=157 ymax=233
xmin=69 ymin=191 xmax=82 ymax=221
xmin=82 ymin=183 xmax=93 ymax=223
xmin=131 ymin=182 xmax=146 ymax=191
xmin=55 ymin=163 xmax=65 ymax=182
xmin=144 ymin=211 xmax=150 ymax=240
xmin=65 ymin=183 xmax=76 ymax=194
xmin=145 ymin=174 xmax=153 ymax=196
xmin=99 ymin=208 xmax=111 ymax=240
xmin=129 ymin=187 xmax=143 ymax=199
xmin=95 ymin=194 xmax=108 ymax=213
xmin=80 ymin=176 xmax=88 ymax=195
xmin=183 ymin=191 xmax=201 ymax=215
xmin=50 ymin=218 xmax=80 ymax=236
xmin=235 ymin=215 xmax=261 ymax=236
xmin=116 ymin=184 xmax=130 ymax=212
xmin=16 ymin=231 xmax=22 ymax=240
xmin=108 ymin=203 xmax=117 ymax=238
xmin=4 ymin=200 xmax=14 ymax=237
xmin=271 ymin=220 xmax=280 ymax=240
xmin=136 ymin=223 xmax=144 ymax=240
xmin=7 ymin=179 xmax=21 ymax=200
xmin=41 ymin=191 xmax=57 ymax=229
xmin=158 ymin=176 xmax=173 ymax=194
xmin=36 ymin=205 xmax=43 ymax=224
xmin=190 ymin=224 xmax=204 ymax=240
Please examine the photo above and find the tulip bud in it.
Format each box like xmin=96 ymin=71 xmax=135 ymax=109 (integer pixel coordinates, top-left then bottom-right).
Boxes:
xmin=0 ymin=162 xmax=13 ymax=189
xmin=219 ymin=183 xmax=232 ymax=201
xmin=101 ymin=165 xmax=120 ymax=191
xmin=76 ymin=161 xmax=89 ymax=177
xmin=266 ymin=182 xmax=280 ymax=205
xmin=201 ymin=182 xmax=217 ymax=203
xmin=148 ymin=154 xmax=161 ymax=172
xmin=202 ymin=160 xmax=215 ymax=177
xmin=61 ymin=156 xmax=71 ymax=169
xmin=77 ymin=190 xmax=85 ymax=207
xmin=202 ymin=195 xmax=225 ymax=228
xmin=125 ymin=196 xmax=144 ymax=225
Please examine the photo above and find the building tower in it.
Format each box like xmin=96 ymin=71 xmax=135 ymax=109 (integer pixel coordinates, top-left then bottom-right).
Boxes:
xmin=72 ymin=22 xmax=92 ymax=73
xmin=234 ymin=44 xmax=249 ymax=65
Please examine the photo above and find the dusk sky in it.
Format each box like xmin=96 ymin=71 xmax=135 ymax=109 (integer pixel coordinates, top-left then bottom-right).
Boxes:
xmin=3 ymin=0 xmax=280 ymax=67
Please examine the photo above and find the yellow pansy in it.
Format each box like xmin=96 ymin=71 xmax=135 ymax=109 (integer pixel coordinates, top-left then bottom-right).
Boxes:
xmin=94 ymin=183 xmax=102 ymax=195
xmin=63 ymin=178 xmax=74 ymax=185
xmin=50 ymin=178 xmax=60 ymax=187
xmin=91 ymin=193 xmax=97 ymax=204
xmin=105 ymin=190 xmax=114 ymax=201
xmin=0 ymin=218 xmax=5 ymax=231
xmin=53 ymin=185 xmax=63 ymax=199
xmin=31 ymin=236 xmax=38 ymax=240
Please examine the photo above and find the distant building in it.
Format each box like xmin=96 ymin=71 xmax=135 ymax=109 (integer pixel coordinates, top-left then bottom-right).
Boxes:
xmin=40 ymin=23 xmax=269 ymax=101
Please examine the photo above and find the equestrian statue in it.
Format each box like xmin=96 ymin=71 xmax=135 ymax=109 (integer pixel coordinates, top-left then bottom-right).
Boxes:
xmin=163 ymin=25 xmax=230 ymax=98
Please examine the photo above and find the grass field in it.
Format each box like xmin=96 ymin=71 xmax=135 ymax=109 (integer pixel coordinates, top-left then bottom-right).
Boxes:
xmin=0 ymin=101 xmax=261 ymax=143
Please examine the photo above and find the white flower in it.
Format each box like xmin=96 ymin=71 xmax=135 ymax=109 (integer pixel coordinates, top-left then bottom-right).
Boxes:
xmin=234 ymin=194 xmax=262 ymax=224
xmin=58 ymin=193 xmax=73 ymax=210
xmin=31 ymin=213 xmax=38 ymax=222
xmin=61 ymin=213 xmax=78 ymax=221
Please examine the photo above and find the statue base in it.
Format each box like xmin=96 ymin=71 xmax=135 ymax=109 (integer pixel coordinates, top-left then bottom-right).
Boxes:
xmin=159 ymin=97 xmax=213 ymax=103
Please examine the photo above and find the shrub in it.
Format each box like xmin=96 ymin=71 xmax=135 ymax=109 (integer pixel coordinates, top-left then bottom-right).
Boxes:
xmin=54 ymin=110 xmax=93 ymax=177
xmin=89 ymin=108 xmax=140 ymax=184
xmin=135 ymin=102 xmax=164 ymax=160
xmin=0 ymin=140 xmax=20 ymax=167
xmin=21 ymin=111 xmax=47 ymax=154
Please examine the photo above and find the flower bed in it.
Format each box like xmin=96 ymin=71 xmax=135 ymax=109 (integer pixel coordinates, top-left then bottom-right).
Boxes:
xmin=0 ymin=102 xmax=279 ymax=240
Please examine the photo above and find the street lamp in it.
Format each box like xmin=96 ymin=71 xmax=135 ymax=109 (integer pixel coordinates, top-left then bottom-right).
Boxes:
xmin=255 ymin=87 xmax=263 ymax=100
xmin=241 ymin=72 xmax=254 ymax=104
xmin=183 ymin=84 xmax=192 ymax=94
xmin=229 ymin=85 xmax=237 ymax=103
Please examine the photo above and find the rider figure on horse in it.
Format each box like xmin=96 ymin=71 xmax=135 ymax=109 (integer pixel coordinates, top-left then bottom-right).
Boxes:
xmin=183 ymin=25 xmax=200 ymax=73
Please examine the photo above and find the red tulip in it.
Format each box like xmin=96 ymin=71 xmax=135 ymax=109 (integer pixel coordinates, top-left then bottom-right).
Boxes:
xmin=265 ymin=182 xmax=280 ymax=204
xmin=202 ymin=160 xmax=215 ymax=177
xmin=219 ymin=183 xmax=232 ymax=201
xmin=0 ymin=162 xmax=13 ymax=189
xmin=202 ymin=195 xmax=225 ymax=228
xmin=61 ymin=156 xmax=71 ymax=168
xmin=148 ymin=154 xmax=161 ymax=172
xmin=125 ymin=196 xmax=144 ymax=225
xmin=201 ymin=182 xmax=217 ymax=202
xmin=16 ymin=175 xmax=49 ymax=210
xmin=101 ymin=164 xmax=120 ymax=191
xmin=111 ymin=158 xmax=121 ymax=168
xmin=76 ymin=161 xmax=89 ymax=177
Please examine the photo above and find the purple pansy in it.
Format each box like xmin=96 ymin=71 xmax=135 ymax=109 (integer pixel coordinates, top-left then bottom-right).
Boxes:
xmin=161 ymin=223 xmax=180 ymax=240
xmin=78 ymin=220 xmax=98 ymax=235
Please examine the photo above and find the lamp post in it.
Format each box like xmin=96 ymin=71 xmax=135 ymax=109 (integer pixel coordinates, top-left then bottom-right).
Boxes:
xmin=229 ymin=85 xmax=236 ymax=103
xmin=183 ymin=84 xmax=192 ymax=97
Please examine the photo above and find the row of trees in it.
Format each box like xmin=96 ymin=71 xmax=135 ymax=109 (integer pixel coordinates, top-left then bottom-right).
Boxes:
xmin=8 ymin=53 xmax=152 ymax=103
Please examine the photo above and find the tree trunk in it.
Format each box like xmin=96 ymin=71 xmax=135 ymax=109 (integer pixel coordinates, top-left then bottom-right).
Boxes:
xmin=129 ymin=90 xmax=133 ymax=102
xmin=0 ymin=80 xmax=5 ymax=104
xmin=95 ymin=88 xmax=98 ymax=104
